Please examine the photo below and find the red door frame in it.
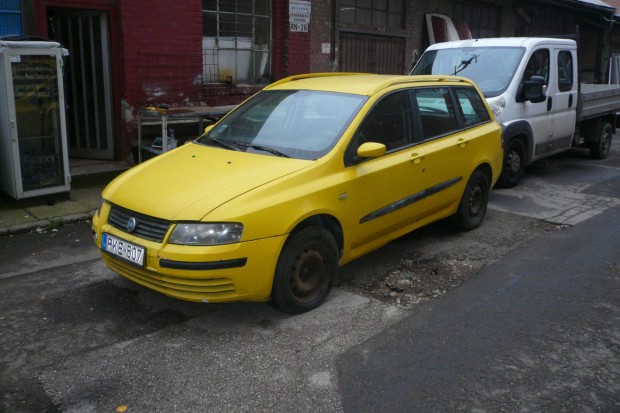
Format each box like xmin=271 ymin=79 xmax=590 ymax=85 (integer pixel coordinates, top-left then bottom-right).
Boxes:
xmin=34 ymin=0 xmax=125 ymax=160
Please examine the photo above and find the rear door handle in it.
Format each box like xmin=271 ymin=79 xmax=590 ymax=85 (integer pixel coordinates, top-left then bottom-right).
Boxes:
xmin=457 ymin=137 xmax=469 ymax=148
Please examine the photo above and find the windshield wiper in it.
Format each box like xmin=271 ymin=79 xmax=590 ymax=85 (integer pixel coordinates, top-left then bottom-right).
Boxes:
xmin=205 ymin=137 xmax=240 ymax=151
xmin=233 ymin=142 xmax=290 ymax=158
xmin=453 ymin=54 xmax=478 ymax=76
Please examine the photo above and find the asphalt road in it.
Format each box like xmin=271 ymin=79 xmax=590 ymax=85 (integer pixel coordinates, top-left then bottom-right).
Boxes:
xmin=1 ymin=141 xmax=619 ymax=412
xmin=338 ymin=203 xmax=620 ymax=413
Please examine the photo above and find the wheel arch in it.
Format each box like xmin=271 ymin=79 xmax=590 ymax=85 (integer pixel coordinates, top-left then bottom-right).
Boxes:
xmin=473 ymin=162 xmax=493 ymax=188
xmin=288 ymin=214 xmax=344 ymax=258
xmin=502 ymin=120 xmax=534 ymax=165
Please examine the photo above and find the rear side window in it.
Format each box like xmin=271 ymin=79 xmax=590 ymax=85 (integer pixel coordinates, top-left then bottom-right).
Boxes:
xmin=454 ymin=87 xmax=491 ymax=127
xmin=414 ymin=87 xmax=458 ymax=140
xmin=558 ymin=50 xmax=574 ymax=92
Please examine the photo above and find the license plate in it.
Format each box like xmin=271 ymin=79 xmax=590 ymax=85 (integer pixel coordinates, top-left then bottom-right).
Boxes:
xmin=102 ymin=233 xmax=145 ymax=266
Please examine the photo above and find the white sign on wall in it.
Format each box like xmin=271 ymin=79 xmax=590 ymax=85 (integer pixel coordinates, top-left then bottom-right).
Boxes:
xmin=289 ymin=0 xmax=311 ymax=32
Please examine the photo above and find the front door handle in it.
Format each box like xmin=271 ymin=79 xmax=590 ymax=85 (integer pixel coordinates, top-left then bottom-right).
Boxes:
xmin=410 ymin=153 xmax=425 ymax=164
xmin=547 ymin=96 xmax=553 ymax=112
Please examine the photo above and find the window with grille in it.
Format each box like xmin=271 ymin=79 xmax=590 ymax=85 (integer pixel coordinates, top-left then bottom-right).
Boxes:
xmin=0 ymin=0 xmax=22 ymax=36
xmin=453 ymin=1 xmax=501 ymax=38
xmin=339 ymin=0 xmax=404 ymax=29
xmin=202 ymin=0 xmax=271 ymax=85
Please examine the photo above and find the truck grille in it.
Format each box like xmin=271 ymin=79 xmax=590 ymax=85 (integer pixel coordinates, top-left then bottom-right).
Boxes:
xmin=108 ymin=204 xmax=171 ymax=242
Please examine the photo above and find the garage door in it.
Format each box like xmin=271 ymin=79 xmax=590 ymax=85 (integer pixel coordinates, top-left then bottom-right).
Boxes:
xmin=339 ymin=32 xmax=405 ymax=74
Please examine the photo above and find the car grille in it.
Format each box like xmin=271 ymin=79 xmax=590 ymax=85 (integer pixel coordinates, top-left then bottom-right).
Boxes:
xmin=108 ymin=204 xmax=171 ymax=242
xmin=103 ymin=255 xmax=237 ymax=301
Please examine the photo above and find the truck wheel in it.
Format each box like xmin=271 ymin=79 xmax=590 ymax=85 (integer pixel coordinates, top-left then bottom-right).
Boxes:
xmin=590 ymin=121 xmax=612 ymax=159
xmin=271 ymin=226 xmax=338 ymax=314
xmin=498 ymin=139 xmax=526 ymax=188
xmin=451 ymin=169 xmax=490 ymax=231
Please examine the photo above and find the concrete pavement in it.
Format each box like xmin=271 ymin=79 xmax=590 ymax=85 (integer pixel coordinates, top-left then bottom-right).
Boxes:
xmin=0 ymin=160 xmax=128 ymax=237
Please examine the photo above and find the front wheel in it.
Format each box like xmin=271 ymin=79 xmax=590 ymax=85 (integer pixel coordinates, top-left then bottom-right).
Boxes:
xmin=590 ymin=121 xmax=612 ymax=159
xmin=271 ymin=227 xmax=339 ymax=314
xmin=497 ymin=138 xmax=527 ymax=188
xmin=451 ymin=170 xmax=490 ymax=231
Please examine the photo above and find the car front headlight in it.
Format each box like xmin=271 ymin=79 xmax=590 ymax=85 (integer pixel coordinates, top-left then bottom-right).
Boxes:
xmin=169 ymin=222 xmax=244 ymax=246
xmin=488 ymin=96 xmax=506 ymax=118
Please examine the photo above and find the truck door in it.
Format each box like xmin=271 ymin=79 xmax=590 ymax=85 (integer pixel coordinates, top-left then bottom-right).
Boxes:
xmin=550 ymin=48 xmax=578 ymax=150
xmin=519 ymin=48 xmax=555 ymax=157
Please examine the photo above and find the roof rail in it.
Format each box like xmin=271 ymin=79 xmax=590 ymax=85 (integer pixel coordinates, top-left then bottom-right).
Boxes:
xmin=369 ymin=75 xmax=473 ymax=94
xmin=265 ymin=72 xmax=365 ymax=89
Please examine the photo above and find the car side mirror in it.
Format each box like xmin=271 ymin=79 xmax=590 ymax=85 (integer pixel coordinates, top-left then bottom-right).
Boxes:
xmin=357 ymin=142 xmax=387 ymax=159
xmin=203 ymin=124 xmax=215 ymax=135
xmin=517 ymin=75 xmax=546 ymax=103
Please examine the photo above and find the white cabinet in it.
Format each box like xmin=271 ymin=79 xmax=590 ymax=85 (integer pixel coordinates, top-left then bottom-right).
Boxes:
xmin=0 ymin=41 xmax=70 ymax=201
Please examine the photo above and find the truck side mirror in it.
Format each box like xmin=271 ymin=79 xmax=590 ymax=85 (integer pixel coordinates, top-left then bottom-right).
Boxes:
xmin=517 ymin=75 xmax=546 ymax=103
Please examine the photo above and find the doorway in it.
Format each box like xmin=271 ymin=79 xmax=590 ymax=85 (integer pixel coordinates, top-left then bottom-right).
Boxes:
xmin=47 ymin=9 xmax=114 ymax=160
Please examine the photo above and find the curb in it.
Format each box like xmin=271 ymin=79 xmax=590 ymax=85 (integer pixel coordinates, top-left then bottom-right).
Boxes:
xmin=0 ymin=210 xmax=95 ymax=237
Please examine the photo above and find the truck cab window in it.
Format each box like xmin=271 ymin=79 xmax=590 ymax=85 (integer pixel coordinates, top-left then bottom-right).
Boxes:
xmin=523 ymin=49 xmax=550 ymax=85
xmin=558 ymin=50 xmax=574 ymax=92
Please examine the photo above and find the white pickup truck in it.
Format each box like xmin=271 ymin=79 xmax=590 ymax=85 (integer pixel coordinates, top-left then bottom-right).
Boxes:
xmin=411 ymin=37 xmax=620 ymax=187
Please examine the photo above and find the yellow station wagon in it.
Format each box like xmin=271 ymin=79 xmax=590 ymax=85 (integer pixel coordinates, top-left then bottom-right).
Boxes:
xmin=92 ymin=73 xmax=503 ymax=313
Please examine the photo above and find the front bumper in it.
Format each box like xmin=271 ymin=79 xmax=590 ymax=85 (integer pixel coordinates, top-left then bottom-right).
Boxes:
xmin=92 ymin=208 xmax=286 ymax=303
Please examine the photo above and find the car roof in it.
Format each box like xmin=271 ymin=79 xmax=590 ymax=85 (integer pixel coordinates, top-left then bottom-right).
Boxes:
xmin=264 ymin=73 xmax=476 ymax=96
xmin=424 ymin=37 xmax=577 ymax=51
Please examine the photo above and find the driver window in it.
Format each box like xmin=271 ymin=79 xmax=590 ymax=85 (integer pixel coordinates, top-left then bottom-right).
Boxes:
xmin=523 ymin=49 xmax=550 ymax=85
xmin=354 ymin=91 xmax=413 ymax=151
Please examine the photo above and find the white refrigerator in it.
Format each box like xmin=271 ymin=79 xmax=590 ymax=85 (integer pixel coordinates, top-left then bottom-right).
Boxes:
xmin=0 ymin=40 xmax=70 ymax=201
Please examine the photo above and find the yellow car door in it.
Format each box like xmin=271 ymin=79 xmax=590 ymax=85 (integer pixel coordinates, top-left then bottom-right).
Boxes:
xmin=413 ymin=86 xmax=470 ymax=214
xmin=413 ymin=86 xmax=499 ymax=216
xmin=339 ymin=90 xmax=431 ymax=260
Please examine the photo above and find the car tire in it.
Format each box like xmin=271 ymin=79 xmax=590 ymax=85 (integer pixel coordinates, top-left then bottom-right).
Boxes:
xmin=497 ymin=138 xmax=526 ymax=188
xmin=271 ymin=226 xmax=339 ymax=314
xmin=451 ymin=169 xmax=490 ymax=231
xmin=590 ymin=121 xmax=612 ymax=160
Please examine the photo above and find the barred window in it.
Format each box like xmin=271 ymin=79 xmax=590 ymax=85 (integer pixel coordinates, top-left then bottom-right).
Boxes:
xmin=339 ymin=0 xmax=404 ymax=29
xmin=202 ymin=0 xmax=271 ymax=85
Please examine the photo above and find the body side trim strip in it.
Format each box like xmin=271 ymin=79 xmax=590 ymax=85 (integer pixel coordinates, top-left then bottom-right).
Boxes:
xmin=360 ymin=177 xmax=463 ymax=223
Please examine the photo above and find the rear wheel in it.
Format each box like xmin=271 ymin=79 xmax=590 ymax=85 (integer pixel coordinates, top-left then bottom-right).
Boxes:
xmin=590 ymin=121 xmax=612 ymax=159
xmin=271 ymin=226 xmax=339 ymax=314
xmin=452 ymin=170 xmax=490 ymax=231
xmin=497 ymin=138 xmax=526 ymax=188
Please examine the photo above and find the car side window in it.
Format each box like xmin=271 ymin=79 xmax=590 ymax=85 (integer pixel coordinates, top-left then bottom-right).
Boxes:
xmin=354 ymin=90 xmax=413 ymax=151
xmin=454 ymin=87 xmax=491 ymax=127
xmin=414 ymin=87 xmax=458 ymax=140
xmin=557 ymin=50 xmax=574 ymax=92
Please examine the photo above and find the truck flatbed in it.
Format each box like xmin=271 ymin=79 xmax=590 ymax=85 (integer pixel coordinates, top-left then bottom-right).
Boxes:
xmin=578 ymin=83 xmax=620 ymax=121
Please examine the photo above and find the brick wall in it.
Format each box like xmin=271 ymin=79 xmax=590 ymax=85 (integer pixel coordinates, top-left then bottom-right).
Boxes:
xmin=310 ymin=0 xmax=333 ymax=72
xmin=272 ymin=1 xmax=313 ymax=79
xmin=120 ymin=0 xmax=203 ymax=108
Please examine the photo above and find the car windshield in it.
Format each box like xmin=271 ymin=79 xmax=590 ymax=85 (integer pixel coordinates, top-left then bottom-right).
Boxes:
xmin=197 ymin=89 xmax=367 ymax=160
xmin=411 ymin=47 xmax=525 ymax=98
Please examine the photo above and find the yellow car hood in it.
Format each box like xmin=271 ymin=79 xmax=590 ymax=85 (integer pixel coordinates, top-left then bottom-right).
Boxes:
xmin=103 ymin=143 xmax=313 ymax=221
